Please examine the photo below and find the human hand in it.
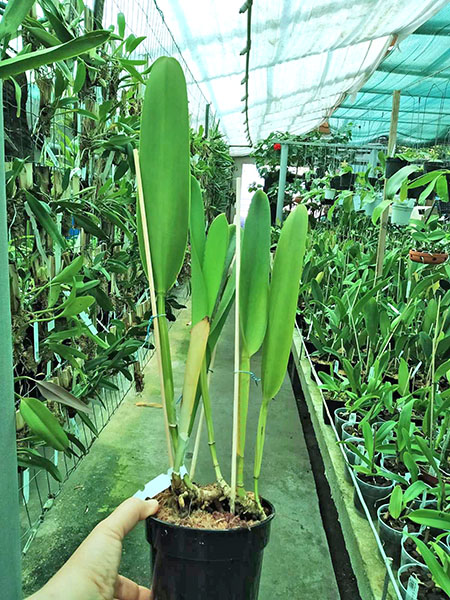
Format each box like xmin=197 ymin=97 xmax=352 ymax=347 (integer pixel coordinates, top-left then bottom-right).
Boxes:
xmin=28 ymin=497 xmax=159 ymax=600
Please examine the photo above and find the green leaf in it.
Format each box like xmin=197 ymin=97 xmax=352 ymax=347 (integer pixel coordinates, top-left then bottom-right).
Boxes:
xmin=52 ymin=255 xmax=84 ymax=284
xmin=48 ymin=283 xmax=61 ymax=308
xmin=126 ymin=35 xmax=146 ymax=54
xmin=371 ymin=198 xmax=391 ymax=225
xmin=364 ymin=296 xmax=378 ymax=345
xmin=17 ymin=448 xmax=62 ymax=482
xmin=0 ymin=0 xmax=35 ymax=42
xmin=73 ymin=60 xmax=86 ymax=93
xmin=74 ymin=213 xmax=108 ymax=240
xmin=385 ymin=165 xmax=417 ymax=199
xmin=240 ymin=191 xmax=271 ymax=356
xmin=406 ymin=536 xmax=450 ymax=595
xmin=435 ymin=358 xmax=450 ymax=381
xmin=90 ymin=286 xmax=114 ymax=312
xmin=419 ymin=331 xmax=433 ymax=357
xmin=35 ymin=380 xmax=92 ymax=414
xmin=398 ymin=358 xmax=409 ymax=396
xmin=25 ymin=191 xmax=67 ymax=249
xmin=0 ymin=30 xmax=111 ymax=78
xmin=262 ymin=204 xmax=308 ymax=400
xmin=436 ymin=174 xmax=448 ymax=203
xmin=388 ymin=485 xmax=403 ymax=520
xmin=402 ymin=481 xmax=428 ymax=505
xmin=59 ymin=295 xmax=95 ymax=318
xmin=20 ymin=397 xmax=69 ymax=451
xmin=138 ymin=57 xmax=190 ymax=295
xmin=407 ymin=509 xmax=450 ymax=530
xmin=117 ymin=12 xmax=126 ymax=38
xmin=203 ymin=214 xmax=229 ymax=317
xmin=26 ymin=25 xmax=60 ymax=47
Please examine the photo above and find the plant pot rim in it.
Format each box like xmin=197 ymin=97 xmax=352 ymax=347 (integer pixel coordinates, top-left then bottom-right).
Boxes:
xmin=409 ymin=249 xmax=448 ymax=264
xmin=377 ymin=503 xmax=406 ymax=533
xmin=355 ymin=471 xmax=393 ymax=489
xmin=147 ymin=497 xmax=275 ymax=534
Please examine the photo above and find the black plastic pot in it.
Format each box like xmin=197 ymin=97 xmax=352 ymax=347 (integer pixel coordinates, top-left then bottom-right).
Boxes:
xmin=407 ymin=172 xmax=427 ymax=199
xmin=437 ymin=199 xmax=450 ymax=216
xmin=340 ymin=172 xmax=353 ymax=189
xmin=385 ymin=157 xmax=407 ymax=179
xmin=424 ymin=160 xmax=444 ymax=173
xmin=146 ymin=499 xmax=275 ymax=600
xmin=330 ymin=176 xmax=341 ymax=190
xmin=322 ymin=397 xmax=345 ymax=426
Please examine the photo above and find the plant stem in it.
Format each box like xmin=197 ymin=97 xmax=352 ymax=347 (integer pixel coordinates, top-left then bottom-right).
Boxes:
xmin=237 ymin=351 xmax=250 ymax=497
xmin=254 ymin=395 xmax=270 ymax=508
xmin=156 ymin=292 xmax=178 ymax=452
xmin=199 ymin=359 xmax=228 ymax=490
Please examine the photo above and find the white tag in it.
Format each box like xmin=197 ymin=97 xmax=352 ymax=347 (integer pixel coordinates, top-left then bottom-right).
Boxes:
xmin=33 ymin=322 xmax=40 ymax=362
xmin=355 ymin=444 xmax=365 ymax=465
xmin=388 ymin=303 xmax=401 ymax=316
xmin=411 ymin=361 xmax=422 ymax=380
xmin=53 ymin=450 xmax=58 ymax=466
xmin=406 ymin=575 xmax=419 ymax=600
xmin=69 ymin=417 xmax=80 ymax=437
xmin=349 ymin=413 xmax=357 ymax=425
xmin=333 ymin=360 xmax=339 ymax=374
xmin=79 ymin=311 xmax=99 ymax=335
xmin=22 ymin=468 xmax=30 ymax=504
xmin=134 ymin=466 xmax=188 ymax=500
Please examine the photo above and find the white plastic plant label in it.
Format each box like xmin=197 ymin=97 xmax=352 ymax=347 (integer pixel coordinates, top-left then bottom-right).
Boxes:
xmin=22 ymin=468 xmax=30 ymax=504
xmin=53 ymin=450 xmax=58 ymax=466
xmin=406 ymin=575 xmax=419 ymax=600
xmin=134 ymin=466 xmax=188 ymax=500
xmin=33 ymin=322 xmax=40 ymax=362
xmin=349 ymin=413 xmax=357 ymax=425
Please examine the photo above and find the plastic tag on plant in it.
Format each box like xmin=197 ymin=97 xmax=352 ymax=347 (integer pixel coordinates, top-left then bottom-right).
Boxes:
xmin=349 ymin=413 xmax=357 ymax=425
xmin=333 ymin=360 xmax=339 ymax=374
xmin=33 ymin=322 xmax=40 ymax=362
xmin=355 ymin=444 xmax=365 ymax=465
xmin=134 ymin=466 xmax=188 ymax=500
xmin=410 ymin=361 xmax=422 ymax=380
xmin=406 ymin=575 xmax=419 ymax=600
xmin=54 ymin=449 xmax=58 ymax=466
xmin=22 ymin=468 xmax=30 ymax=504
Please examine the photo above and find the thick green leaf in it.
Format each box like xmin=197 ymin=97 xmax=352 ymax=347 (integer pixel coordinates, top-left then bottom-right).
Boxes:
xmin=262 ymin=204 xmax=308 ymax=399
xmin=59 ymin=295 xmax=95 ymax=318
xmin=0 ymin=0 xmax=35 ymax=42
xmin=138 ymin=57 xmax=190 ymax=295
xmin=385 ymin=165 xmax=417 ymax=199
xmin=0 ymin=30 xmax=111 ymax=78
xmin=36 ymin=379 xmax=92 ymax=414
xmin=26 ymin=25 xmax=60 ymax=47
xmin=20 ymin=397 xmax=69 ymax=451
xmin=26 ymin=191 xmax=67 ymax=249
xmin=407 ymin=509 xmax=450 ymax=530
xmin=52 ymin=255 xmax=84 ymax=284
xmin=75 ymin=213 xmax=108 ymax=240
xmin=117 ymin=12 xmax=126 ymax=38
xmin=363 ymin=296 xmax=378 ymax=345
xmin=189 ymin=177 xmax=208 ymax=324
xmin=73 ymin=60 xmax=86 ymax=93
xmin=388 ymin=485 xmax=403 ymax=520
xmin=17 ymin=448 xmax=62 ymax=482
xmin=398 ymin=358 xmax=409 ymax=396
xmin=203 ymin=214 xmax=229 ymax=317
xmin=240 ymin=190 xmax=271 ymax=356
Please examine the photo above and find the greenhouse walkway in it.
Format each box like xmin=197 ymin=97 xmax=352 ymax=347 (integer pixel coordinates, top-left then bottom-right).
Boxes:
xmin=22 ymin=306 xmax=339 ymax=599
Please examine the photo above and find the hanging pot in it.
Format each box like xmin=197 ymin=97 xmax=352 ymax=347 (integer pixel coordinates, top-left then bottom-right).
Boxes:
xmin=437 ymin=199 xmax=450 ymax=216
xmin=409 ymin=249 xmax=448 ymax=265
xmin=324 ymin=188 xmax=336 ymax=201
xmin=400 ymin=533 xmax=448 ymax=569
xmin=397 ymin=563 xmax=435 ymax=600
xmin=364 ymin=193 xmax=382 ymax=217
xmin=385 ymin=157 xmax=407 ymax=179
xmin=391 ymin=199 xmax=415 ymax=226
xmin=330 ymin=176 xmax=341 ymax=190
xmin=353 ymin=472 xmax=394 ymax=519
xmin=146 ymin=500 xmax=275 ymax=600
xmin=340 ymin=172 xmax=352 ymax=189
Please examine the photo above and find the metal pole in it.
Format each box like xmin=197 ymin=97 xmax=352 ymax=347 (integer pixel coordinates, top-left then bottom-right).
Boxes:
xmin=375 ymin=90 xmax=401 ymax=279
xmin=276 ymin=143 xmax=289 ymax=224
xmin=0 ymin=81 xmax=22 ymax=599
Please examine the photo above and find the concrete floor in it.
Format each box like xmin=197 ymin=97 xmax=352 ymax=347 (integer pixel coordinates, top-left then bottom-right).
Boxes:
xmin=22 ymin=307 xmax=339 ymax=599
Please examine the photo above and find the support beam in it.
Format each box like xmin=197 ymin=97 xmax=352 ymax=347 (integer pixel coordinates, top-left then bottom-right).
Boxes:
xmin=375 ymin=90 xmax=401 ymax=279
xmin=276 ymin=143 xmax=289 ymax=224
xmin=0 ymin=82 xmax=22 ymax=599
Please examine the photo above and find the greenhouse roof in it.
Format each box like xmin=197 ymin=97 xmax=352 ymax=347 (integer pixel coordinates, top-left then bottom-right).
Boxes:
xmin=151 ymin=0 xmax=450 ymax=155
xmin=330 ymin=4 xmax=450 ymax=146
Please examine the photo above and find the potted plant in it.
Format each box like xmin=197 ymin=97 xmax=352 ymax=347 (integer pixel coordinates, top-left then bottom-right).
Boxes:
xmin=408 ymin=217 xmax=449 ymax=265
xmin=398 ymin=537 xmax=450 ymax=599
xmin=377 ymin=482 xmax=429 ymax=566
xmin=137 ymin=56 xmax=309 ymax=600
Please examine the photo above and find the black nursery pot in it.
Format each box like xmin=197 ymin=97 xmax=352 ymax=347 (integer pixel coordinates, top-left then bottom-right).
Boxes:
xmin=385 ymin=157 xmax=407 ymax=179
xmin=146 ymin=499 xmax=275 ymax=600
